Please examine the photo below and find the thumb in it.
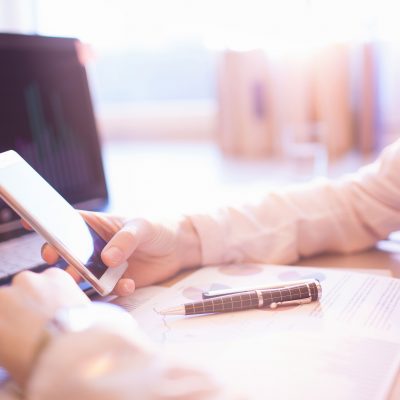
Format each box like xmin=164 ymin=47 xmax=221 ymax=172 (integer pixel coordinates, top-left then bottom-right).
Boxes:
xmin=101 ymin=219 xmax=152 ymax=267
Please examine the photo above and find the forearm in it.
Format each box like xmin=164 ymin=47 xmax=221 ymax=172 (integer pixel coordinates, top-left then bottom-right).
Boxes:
xmin=27 ymin=329 xmax=226 ymax=400
xmin=189 ymin=140 xmax=400 ymax=266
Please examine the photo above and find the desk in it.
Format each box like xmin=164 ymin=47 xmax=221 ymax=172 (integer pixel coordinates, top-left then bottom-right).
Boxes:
xmin=102 ymin=139 xmax=372 ymax=218
xmin=1 ymin=247 xmax=399 ymax=399
xmin=140 ymin=245 xmax=400 ymax=400
xmin=1 ymin=139 xmax=399 ymax=398
xmin=296 ymin=243 xmax=400 ymax=399
xmin=100 ymin=139 xmax=400 ymax=398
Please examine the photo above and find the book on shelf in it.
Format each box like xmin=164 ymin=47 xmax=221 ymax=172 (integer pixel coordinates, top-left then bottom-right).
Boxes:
xmin=216 ymin=49 xmax=277 ymax=158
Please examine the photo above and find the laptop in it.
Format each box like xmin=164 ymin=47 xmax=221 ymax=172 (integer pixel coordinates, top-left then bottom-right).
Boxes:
xmin=0 ymin=33 xmax=109 ymax=291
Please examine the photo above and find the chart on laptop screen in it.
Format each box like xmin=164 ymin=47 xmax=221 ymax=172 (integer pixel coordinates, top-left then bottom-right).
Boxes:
xmin=19 ymin=81 xmax=91 ymax=192
xmin=0 ymin=34 xmax=108 ymax=226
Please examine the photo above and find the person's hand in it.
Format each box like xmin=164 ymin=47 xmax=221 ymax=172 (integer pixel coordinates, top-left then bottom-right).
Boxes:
xmin=0 ymin=268 xmax=90 ymax=386
xmin=40 ymin=212 xmax=202 ymax=297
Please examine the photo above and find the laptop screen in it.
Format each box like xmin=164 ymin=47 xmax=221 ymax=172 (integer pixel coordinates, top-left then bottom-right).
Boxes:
xmin=0 ymin=33 xmax=108 ymax=235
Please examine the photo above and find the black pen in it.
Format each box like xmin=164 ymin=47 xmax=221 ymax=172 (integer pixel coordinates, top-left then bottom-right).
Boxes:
xmin=159 ymin=279 xmax=321 ymax=316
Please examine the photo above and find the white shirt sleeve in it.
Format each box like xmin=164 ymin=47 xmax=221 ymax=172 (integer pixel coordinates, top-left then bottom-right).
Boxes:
xmin=26 ymin=328 xmax=228 ymax=400
xmin=190 ymin=139 xmax=400 ymax=266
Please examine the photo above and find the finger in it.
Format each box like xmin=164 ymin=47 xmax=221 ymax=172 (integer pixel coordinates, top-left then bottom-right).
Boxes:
xmin=21 ymin=219 xmax=32 ymax=231
xmin=42 ymin=267 xmax=82 ymax=288
xmin=42 ymin=267 xmax=73 ymax=281
xmin=11 ymin=271 xmax=45 ymax=299
xmin=101 ymin=220 xmax=152 ymax=268
xmin=41 ymin=243 xmax=60 ymax=265
xmin=112 ymin=278 xmax=135 ymax=297
xmin=12 ymin=270 xmax=40 ymax=287
xmin=42 ymin=268 xmax=91 ymax=303
xmin=65 ymin=265 xmax=82 ymax=282
xmin=40 ymin=246 xmax=81 ymax=282
xmin=102 ymin=231 xmax=137 ymax=267
xmin=80 ymin=211 xmax=117 ymax=241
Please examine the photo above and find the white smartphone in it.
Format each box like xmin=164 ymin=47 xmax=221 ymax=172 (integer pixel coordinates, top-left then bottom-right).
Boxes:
xmin=0 ymin=150 xmax=128 ymax=296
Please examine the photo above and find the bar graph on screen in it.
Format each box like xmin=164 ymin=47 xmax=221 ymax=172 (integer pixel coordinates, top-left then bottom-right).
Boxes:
xmin=16 ymin=82 xmax=91 ymax=192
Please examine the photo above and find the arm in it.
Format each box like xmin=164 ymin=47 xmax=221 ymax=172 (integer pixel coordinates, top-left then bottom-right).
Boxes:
xmin=39 ymin=139 xmax=400 ymax=296
xmin=190 ymin=139 xmax=400 ymax=265
xmin=0 ymin=270 xmax=227 ymax=400
xmin=27 ymin=328 xmax=224 ymax=400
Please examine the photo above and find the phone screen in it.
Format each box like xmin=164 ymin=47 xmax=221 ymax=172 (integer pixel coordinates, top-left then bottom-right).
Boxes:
xmin=85 ymin=225 xmax=108 ymax=279
xmin=0 ymin=152 xmax=109 ymax=281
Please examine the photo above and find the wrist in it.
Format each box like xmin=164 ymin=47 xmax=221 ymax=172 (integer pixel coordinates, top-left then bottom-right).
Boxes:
xmin=176 ymin=216 xmax=202 ymax=270
xmin=23 ymin=303 xmax=139 ymax=387
xmin=6 ymin=314 xmax=49 ymax=388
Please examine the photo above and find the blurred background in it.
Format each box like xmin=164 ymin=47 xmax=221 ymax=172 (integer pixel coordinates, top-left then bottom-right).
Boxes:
xmin=1 ymin=0 xmax=400 ymax=215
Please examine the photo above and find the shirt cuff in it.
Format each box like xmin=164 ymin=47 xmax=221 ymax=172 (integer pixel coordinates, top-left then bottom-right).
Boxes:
xmin=188 ymin=211 xmax=232 ymax=266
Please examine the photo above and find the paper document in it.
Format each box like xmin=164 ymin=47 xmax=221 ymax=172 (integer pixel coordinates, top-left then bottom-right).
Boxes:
xmin=131 ymin=265 xmax=400 ymax=400
xmin=112 ymin=285 xmax=167 ymax=312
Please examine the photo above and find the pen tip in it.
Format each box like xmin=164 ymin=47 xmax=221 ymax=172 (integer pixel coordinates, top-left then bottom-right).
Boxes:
xmin=157 ymin=306 xmax=185 ymax=315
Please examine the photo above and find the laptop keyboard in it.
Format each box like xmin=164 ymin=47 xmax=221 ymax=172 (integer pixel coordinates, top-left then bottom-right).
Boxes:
xmin=0 ymin=233 xmax=45 ymax=278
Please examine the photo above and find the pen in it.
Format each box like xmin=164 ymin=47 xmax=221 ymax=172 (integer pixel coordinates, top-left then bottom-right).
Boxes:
xmin=201 ymin=278 xmax=319 ymax=299
xmin=159 ymin=279 xmax=321 ymax=316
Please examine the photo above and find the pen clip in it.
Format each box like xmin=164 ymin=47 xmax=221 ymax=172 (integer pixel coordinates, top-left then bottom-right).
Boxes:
xmin=269 ymin=297 xmax=312 ymax=309
xmin=202 ymin=279 xmax=318 ymax=299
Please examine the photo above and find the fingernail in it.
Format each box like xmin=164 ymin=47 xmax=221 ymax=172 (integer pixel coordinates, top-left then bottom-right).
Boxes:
xmin=103 ymin=246 xmax=124 ymax=265
xmin=122 ymin=280 xmax=135 ymax=294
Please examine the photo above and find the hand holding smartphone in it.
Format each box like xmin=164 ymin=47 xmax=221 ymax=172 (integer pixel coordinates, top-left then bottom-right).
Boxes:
xmin=0 ymin=150 xmax=128 ymax=296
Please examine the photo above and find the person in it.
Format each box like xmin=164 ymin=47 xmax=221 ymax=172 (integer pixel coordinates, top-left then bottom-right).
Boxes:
xmin=1 ymin=138 xmax=400 ymax=399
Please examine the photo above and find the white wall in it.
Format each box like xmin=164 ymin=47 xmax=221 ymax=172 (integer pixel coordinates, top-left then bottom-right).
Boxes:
xmin=97 ymin=100 xmax=216 ymax=140
xmin=0 ymin=0 xmax=37 ymax=32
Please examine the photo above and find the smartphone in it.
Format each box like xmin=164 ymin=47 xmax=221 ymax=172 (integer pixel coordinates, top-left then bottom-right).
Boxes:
xmin=0 ymin=150 xmax=127 ymax=296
